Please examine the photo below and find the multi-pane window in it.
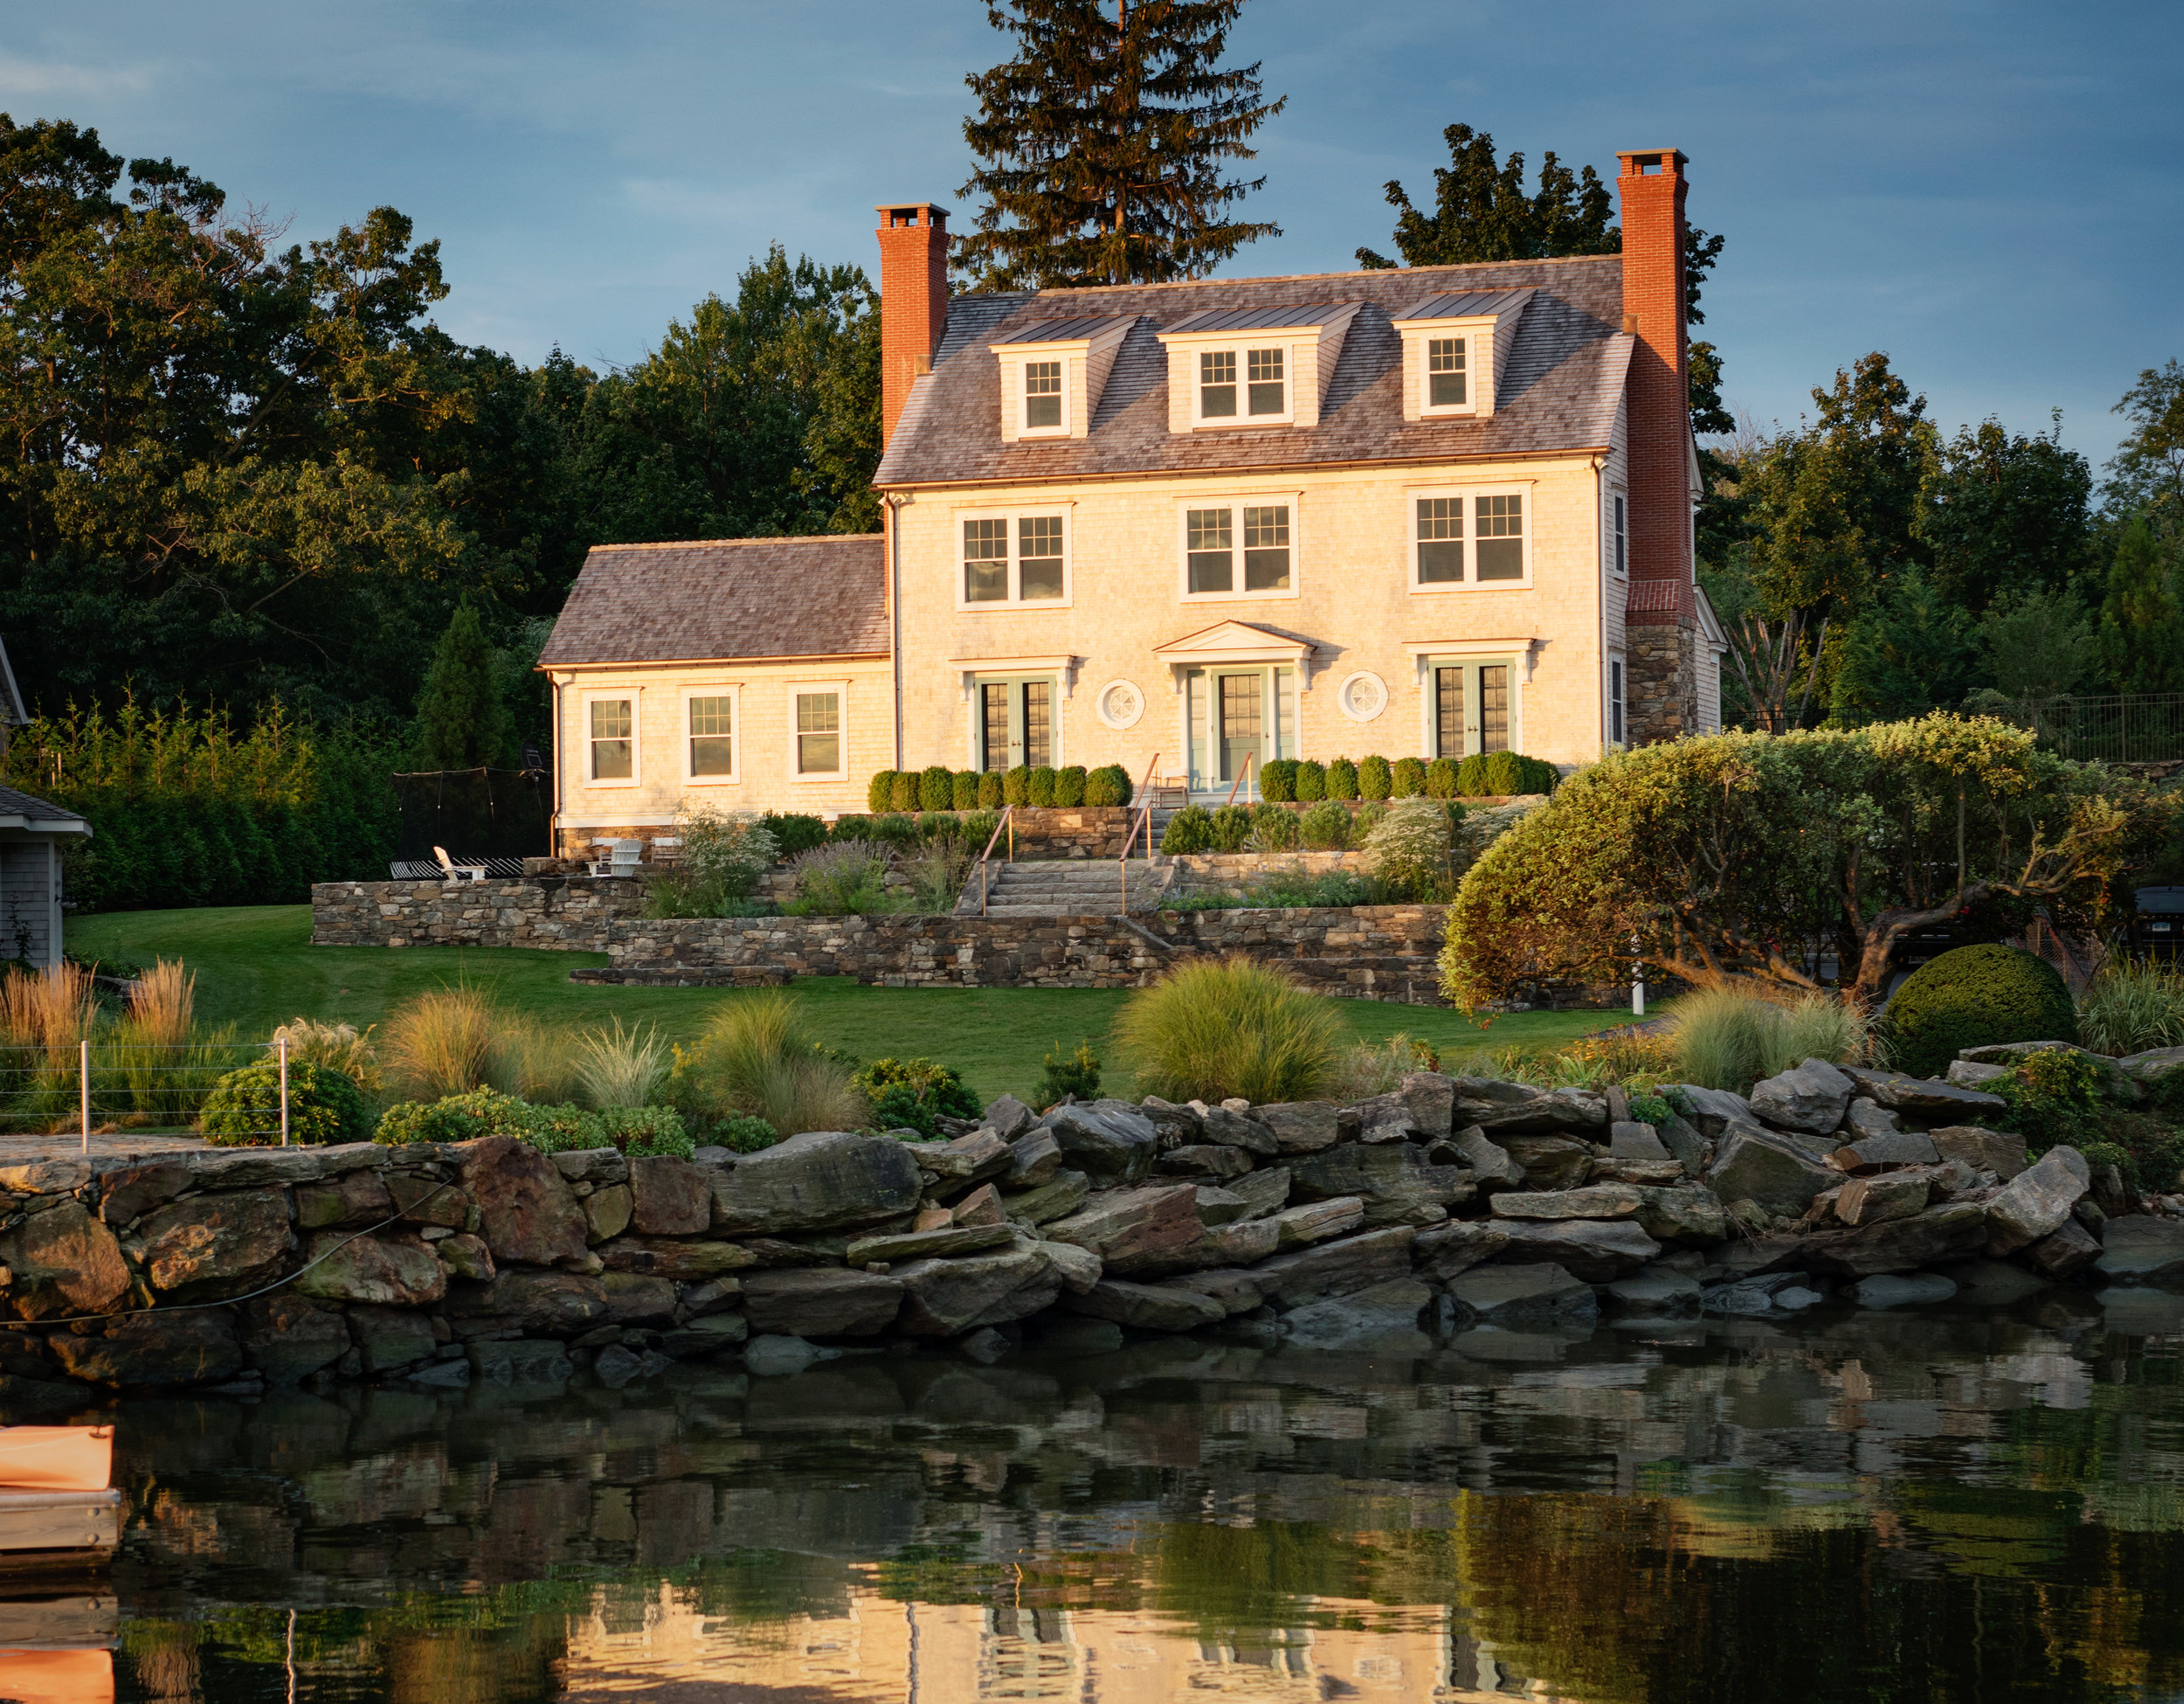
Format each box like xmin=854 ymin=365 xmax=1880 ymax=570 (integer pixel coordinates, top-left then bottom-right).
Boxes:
xmin=1023 ymin=360 xmax=1062 ymax=430
xmin=1609 ymin=659 xmax=1626 ymax=745
xmin=1417 ymin=498 xmax=1464 ymax=583
xmin=688 ymin=696 xmax=734 ymax=777
xmin=1242 ymin=506 xmax=1290 ymax=590
xmin=962 ymin=514 xmax=1065 ymax=604
xmin=1186 ymin=508 xmax=1234 ymax=593
xmin=795 ymin=691 xmax=840 ymax=775
xmin=1247 ymin=348 xmax=1285 ymax=415
xmin=1019 ymin=515 xmax=1064 ymax=600
xmin=977 ymin=678 xmax=1058 ymax=772
xmin=1427 ymin=337 xmax=1468 ymax=407
xmin=1476 ymin=494 xmax=1524 ymax=580
xmin=589 ymin=699 xmax=632 ymax=780
xmin=1611 ymin=493 xmax=1628 ymax=576
xmin=964 ymin=518 xmax=1008 ymax=603
xmin=1021 ymin=681 xmax=1052 ymax=769
xmin=981 ymin=683 xmax=1011 ymax=773
xmin=1479 ymin=665 xmax=1510 ymax=752
xmin=1434 ymin=668 xmax=1465 ymax=758
xmin=1199 ymin=351 xmax=1237 ymax=418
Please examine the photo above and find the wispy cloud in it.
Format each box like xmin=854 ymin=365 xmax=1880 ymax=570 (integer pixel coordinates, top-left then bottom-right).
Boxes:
xmin=0 ymin=52 xmax=154 ymax=100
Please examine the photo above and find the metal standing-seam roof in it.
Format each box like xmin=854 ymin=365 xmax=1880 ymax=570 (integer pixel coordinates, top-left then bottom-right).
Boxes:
xmin=538 ymin=535 xmax=889 ymax=668
xmin=875 ymin=254 xmax=1631 ymax=489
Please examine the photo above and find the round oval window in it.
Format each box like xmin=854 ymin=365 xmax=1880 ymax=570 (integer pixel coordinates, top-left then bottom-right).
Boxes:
xmin=1337 ymin=671 xmax=1386 ymax=721
xmin=1096 ymin=680 xmax=1144 ymax=730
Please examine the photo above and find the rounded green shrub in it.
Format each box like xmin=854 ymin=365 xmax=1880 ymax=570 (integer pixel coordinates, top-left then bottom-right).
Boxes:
xmin=1294 ymin=760 xmax=1327 ymax=802
xmin=1358 ymin=755 xmax=1393 ymax=800
xmin=1883 ymin=944 xmax=2079 ymax=1079
xmin=1391 ymin=758 xmax=1427 ymax=798
xmin=1324 ymin=757 xmax=1360 ymax=800
xmin=1084 ymin=763 xmax=1131 ymax=807
xmin=888 ymin=772 xmax=918 ymax=813
xmin=918 ymin=766 xmax=952 ymax=811
xmin=1298 ymin=800 xmax=1351 ymax=850
xmin=759 ymin=812 xmax=828 ymax=858
xmin=978 ymin=770 xmax=1006 ymax=809
xmin=1026 ymin=765 xmax=1057 ymax=807
xmin=201 ymin=1059 xmax=370 ymax=1146
xmin=867 ymin=772 xmax=897 ymax=813
xmin=951 ymin=770 xmax=979 ymax=810
xmin=1259 ymin=758 xmax=1297 ymax=802
xmin=1454 ymin=754 xmax=1490 ymax=795
xmin=1160 ymin=805 xmax=1215 ymax=855
xmin=1426 ymin=757 xmax=1459 ymax=799
xmin=1001 ymin=765 xmax=1031 ymax=807
xmin=853 ymin=1056 xmax=982 ymax=1139
xmin=1249 ymin=802 xmax=1299 ymax=850
xmin=1209 ymin=803 xmax=1253 ymax=851
xmin=1054 ymin=765 xmax=1088 ymax=807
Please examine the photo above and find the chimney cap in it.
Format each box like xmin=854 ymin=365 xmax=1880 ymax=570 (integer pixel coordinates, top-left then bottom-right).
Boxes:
xmin=875 ymin=202 xmax=950 ymax=229
xmin=1615 ymin=149 xmax=1689 ymax=176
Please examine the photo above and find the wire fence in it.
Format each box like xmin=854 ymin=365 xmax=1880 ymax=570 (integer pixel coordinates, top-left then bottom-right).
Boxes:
xmin=2008 ymin=696 xmax=2184 ymax=765
xmin=0 ymin=1036 xmax=297 ymax=1149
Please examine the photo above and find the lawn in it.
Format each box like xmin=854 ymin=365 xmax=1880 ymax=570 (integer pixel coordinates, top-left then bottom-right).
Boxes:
xmin=67 ymin=905 xmax=1621 ymax=1106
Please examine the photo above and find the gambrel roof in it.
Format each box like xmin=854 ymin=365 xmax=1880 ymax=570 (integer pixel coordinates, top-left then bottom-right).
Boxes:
xmin=875 ymin=254 xmax=1632 ymax=489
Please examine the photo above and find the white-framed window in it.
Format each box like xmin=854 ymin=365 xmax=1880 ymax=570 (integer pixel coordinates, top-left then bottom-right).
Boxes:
xmin=1021 ymin=358 xmax=1066 ymax=434
xmin=1609 ymin=489 xmax=1628 ymax=577
xmin=1423 ymin=335 xmax=1472 ymax=415
xmin=958 ymin=509 xmax=1071 ymax=607
xmin=584 ymin=692 xmax=638 ymax=786
xmin=1421 ymin=659 xmax=1520 ymax=758
xmin=1180 ymin=498 xmax=1297 ymax=600
xmin=1407 ymin=486 xmax=1531 ymax=590
xmin=679 ymin=686 xmax=740 ymax=784
xmin=791 ymin=686 xmax=846 ymax=780
xmin=1608 ymin=655 xmax=1627 ymax=746
xmin=974 ymin=675 xmax=1061 ymax=771
xmin=1193 ymin=345 xmax=1292 ymax=426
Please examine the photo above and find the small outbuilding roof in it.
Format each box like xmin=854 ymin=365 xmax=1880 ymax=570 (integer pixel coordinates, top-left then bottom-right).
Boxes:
xmin=0 ymin=785 xmax=90 ymax=835
xmin=538 ymin=535 xmax=889 ymax=669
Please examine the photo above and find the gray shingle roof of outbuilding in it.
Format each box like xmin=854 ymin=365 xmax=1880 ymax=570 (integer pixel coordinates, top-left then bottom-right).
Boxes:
xmin=875 ymin=254 xmax=1630 ymax=489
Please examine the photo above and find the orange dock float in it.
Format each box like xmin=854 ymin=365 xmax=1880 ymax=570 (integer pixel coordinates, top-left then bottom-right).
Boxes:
xmin=0 ymin=1427 xmax=121 ymax=1700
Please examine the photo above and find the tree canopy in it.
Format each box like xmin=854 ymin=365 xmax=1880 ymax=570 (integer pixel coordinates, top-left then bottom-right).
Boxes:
xmin=957 ymin=0 xmax=1287 ymax=288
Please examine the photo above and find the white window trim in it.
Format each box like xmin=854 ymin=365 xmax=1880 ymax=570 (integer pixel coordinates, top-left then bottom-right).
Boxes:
xmin=787 ymin=680 xmax=850 ymax=783
xmin=1608 ymin=488 xmax=1629 ymax=578
xmin=954 ymin=504 xmax=1075 ymax=611
xmin=1607 ymin=653 xmax=1628 ymax=750
xmin=1177 ymin=494 xmax=1303 ymax=604
xmin=1419 ymin=332 xmax=1478 ymax=419
xmin=677 ymin=684 xmax=742 ymax=786
xmin=1414 ymin=655 xmax=1525 ymax=760
xmin=1404 ymin=481 xmax=1536 ymax=593
xmin=1094 ymin=677 xmax=1145 ymax=731
xmin=1336 ymin=670 xmax=1388 ymax=723
xmin=1015 ymin=355 xmax=1070 ymax=439
xmin=965 ymin=671 xmax=1065 ymax=772
xmin=579 ymin=687 xmax=640 ymax=789
xmin=1189 ymin=343 xmax=1295 ymax=428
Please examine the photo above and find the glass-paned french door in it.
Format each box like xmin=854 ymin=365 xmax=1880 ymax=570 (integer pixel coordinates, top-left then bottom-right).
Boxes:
xmin=1182 ymin=665 xmax=1294 ymax=792
xmin=1429 ymin=661 xmax=1516 ymax=758
xmin=976 ymin=678 xmax=1056 ymax=771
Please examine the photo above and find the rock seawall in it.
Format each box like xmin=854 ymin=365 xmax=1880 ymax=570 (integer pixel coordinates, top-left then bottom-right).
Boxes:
xmin=2 ymin=1044 xmax=2180 ymax=1403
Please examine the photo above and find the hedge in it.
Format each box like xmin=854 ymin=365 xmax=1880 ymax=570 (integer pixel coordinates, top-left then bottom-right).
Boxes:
xmin=201 ymin=1059 xmax=373 ymax=1146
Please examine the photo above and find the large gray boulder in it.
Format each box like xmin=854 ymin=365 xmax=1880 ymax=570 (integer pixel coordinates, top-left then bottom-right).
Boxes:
xmin=2024 ymin=1220 xmax=2102 ymax=1279
xmin=1249 ymin=1227 xmax=1415 ymax=1306
xmin=1608 ymin=1122 xmax=1671 ymax=1162
xmin=1225 ymin=1167 xmax=1292 ymax=1220
xmin=916 ymin=1129 xmax=1013 ymax=1184
xmin=1946 ymin=1059 xmax=2012 ymax=1090
xmin=1006 ymin=1128 xmax=1063 ymax=1188
xmin=1632 ymin=1185 xmax=1730 ymax=1245
xmin=1446 ymin=1263 xmax=1597 ymax=1327
xmin=742 ymin=1267 xmax=905 ymax=1336
xmin=1411 ymin=1220 xmax=1510 ymax=1283
xmin=1655 ymin=1112 xmax=1707 ymax=1176
xmin=1137 ymin=1096 xmax=1201 ymax=1146
xmin=1192 ymin=1102 xmax=1279 ymax=1154
xmin=459 ymin=1136 xmax=589 ymax=1267
xmin=1841 ymin=1066 xmax=2008 ymax=1120
xmin=1043 ymin=1185 xmax=1205 ymax=1276
xmin=138 ymin=1190 xmax=291 ymax=1292
xmin=1157 ymin=1145 xmax=1254 ymax=1180
xmin=1351 ymin=1091 xmax=1417 ymax=1145
xmin=1252 ymin=1102 xmax=1344 ymax=1154
xmin=1471 ymin=1088 xmax=1609 ymax=1133
xmin=1450 ymin=1126 xmax=1524 ymax=1188
xmin=1835 ymin=1172 xmax=1932 ymax=1227
xmin=1930 ymin=1126 xmax=2029 ymax=1181
xmin=446 ymin=1270 xmax=609 ymax=1336
xmin=1289 ymin=1142 xmax=1472 ymax=1225
xmin=983 ymin=1094 xmax=1038 ymax=1140
xmin=1401 ymin=1072 xmax=1456 ymax=1139
xmin=1496 ymin=1134 xmax=1593 ymax=1192
xmin=1281 ymin=1279 xmax=1433 ymax=1352
xmin=239 ymin=1295 xmax=350 ymax=1385
xmin=1796 ymin=1202 xmax=1990 ymax=1277
xmin=1670 ymin=1084 xmax=1754 ymax=1137
xmin=2094 ymin=1216 xmax=2184 ymax=1285
xmin=294 ymin=1231 xmax=446 ymax=1306
xmin=1271 ymin=1197 xmax=1365 ymax=1248
xmin=1027 ymin=1238 xmax=1102 ymax=1293
xmin=1983 ymin=1146 xmax=2091 ymax=1255
xmin=2117 ymin=1046 xmax=2184 ymax=1087
xmin=1068 ymin=1278 xmax=1224 ymax=1332
xmin=1831 ymin=1130 xmax=1941 ymax=1173
xmin=1490 ymin=1184 xmax=1642 ymax=1222
xmin=708 ymin=1131 xmax=924 ymax=1234
xmin=1043 ymin=1101 xmax=1161 ymax=1181
xmin=1749 ymin=1058 xmax=1856 ymax=1136
xmin=1000 ymin=1170 xmax=1089 ymax=1225
xmin=1705 ymin=1126 xmax=1838 ymax=1217
xmin=894 ymin=1249 xmax=1063 ymax=1334
xmin=1494 ymin=1218 xmax=1661 ymax=1281
xmin=1448 ymin=1076 xmax=1549 ymax=1120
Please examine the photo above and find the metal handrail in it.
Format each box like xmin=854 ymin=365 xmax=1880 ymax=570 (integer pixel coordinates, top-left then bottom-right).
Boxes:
xmin=976 ymin=803 xmax=1015 ymax=918
xmin=1119 ymin=753 xmax=1161 ymax=914
xmin=1223 ymin=749 xmax=1255 ymax=808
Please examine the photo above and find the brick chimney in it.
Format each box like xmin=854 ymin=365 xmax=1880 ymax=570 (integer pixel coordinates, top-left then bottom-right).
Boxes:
xmin=876 ymin=203 xmax=950 ymax=451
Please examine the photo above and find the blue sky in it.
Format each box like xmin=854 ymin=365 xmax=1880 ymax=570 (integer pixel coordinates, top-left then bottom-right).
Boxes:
xmin=7 ymin=0 xmax=2179 ymax=468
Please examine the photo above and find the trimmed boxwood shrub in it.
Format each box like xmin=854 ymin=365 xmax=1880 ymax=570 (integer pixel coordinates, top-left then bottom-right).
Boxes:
xmin=1299 ymin=800 xmax=1351 ymax=850
xmin=951 ymin=770 xmax=979 ymax=809
xmin=867 ymin=813 xmax=925 ymax=848
xmin=758 ymin=812 xmax=828 ymax=857
xmin=1883 ymin=944 xmax=2079 ymax=1079
xmin=201 ymin=1059 xmax=371 ymax=1146
xmin=1391 ymin=757 xmax=1427 ymax=798
xmin=1026 ymin=765 xmax=1057 ymax=807
xmin=978 ymin=770 xmax=1006 ymax=809
xmin=1294 ymin=759 xmax=1327 ymax=801
xmin=1002 ymin=765 xmax=1031 ymax=806
xmin=1054 ymin=765 xmax=1088 ymax=807
xmin=1209 ymin=803 xmax=1253 ymax=851
xmin=1358 ymin=755 xmax=1393 ymax=800
xmin=1455 ymin=754 xmax=1490 ymax=795
xmin=916 ymin=766 xmax=950 ymax=811
xmin=1084 ymin=763 xmax=1131 ymax=807
xmin=1324 ymin=757 xmax=1360 ymax=801
xmin=1250 ymin=802 xmax=1299 ymax=849
xmin=1426 ymin=757 xmax=1459 ymax=799
xmin=1160 ymin=804 xmax=1215 ymax=854
xmin=867 ymin=772 xmax=897 ymax=813
xmin=1259 ymin=758 xmax=1298 ymax=802
xmin=888 ymin=772 xmax=918 ymax=812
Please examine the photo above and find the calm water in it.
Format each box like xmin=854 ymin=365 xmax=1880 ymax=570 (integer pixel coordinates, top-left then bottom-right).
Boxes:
xmin=53 ymin=1295 xmax=2184 ymax=1703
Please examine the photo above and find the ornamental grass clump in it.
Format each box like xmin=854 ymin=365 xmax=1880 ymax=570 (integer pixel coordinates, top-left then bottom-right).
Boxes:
xmin=1116 ymin=956 xmax=1343 ymax=1105
xmin=382 ymin=985 xmax=499 ymax=1102
xmin=570 ymin=1017 xmax=672 ymax=1109
xmin=1666 ymin=988 xmax=1870 ymax=1092
xmin=270 ymin=1018 xmax=381 ymax=1096
xmin=2077 ymin=960 xmax=2184 ymax=1056
xmin=674 ymin=991 xmax=867 ymax=1136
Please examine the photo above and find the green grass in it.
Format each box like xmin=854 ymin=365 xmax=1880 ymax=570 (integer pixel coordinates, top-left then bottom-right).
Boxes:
xmin=67 ymin=905 xmax=1618 ymax=1106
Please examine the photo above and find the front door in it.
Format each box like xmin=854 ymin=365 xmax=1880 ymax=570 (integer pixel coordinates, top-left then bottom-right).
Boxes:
xmin=1218 ymin=671 xmax=1263 ymax=785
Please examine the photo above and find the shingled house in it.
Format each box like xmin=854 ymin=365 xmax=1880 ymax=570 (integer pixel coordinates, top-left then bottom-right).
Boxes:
xmin=540 ymin=148 xmax=1723 ymax=848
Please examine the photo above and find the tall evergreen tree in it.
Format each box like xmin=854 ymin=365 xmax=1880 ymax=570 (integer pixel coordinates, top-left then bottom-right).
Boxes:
xmin=411 ymin=603 xmax=512 ymax=769
xmin=958 ymin=0 xmax=1287 ymax=289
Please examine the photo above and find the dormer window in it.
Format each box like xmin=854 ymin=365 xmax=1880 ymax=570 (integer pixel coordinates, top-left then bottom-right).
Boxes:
xmin=1199 ymin=351 xmax=1236 ymax=418
xmin=1392 ymin=289 xmax=1531 ymax=422
xmin=1023 ymin=360 xmax=1063 ymax=431
xmin=1248 ymin=349 xmax=1285 ymax=414
xmin=1192 ymin=347 xmax=1290 ymax=425
xmin=1158 ymin=305 xmax=1358 ymax=433
xmin=1427 ymin=337 xmax=1467 ymax=408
